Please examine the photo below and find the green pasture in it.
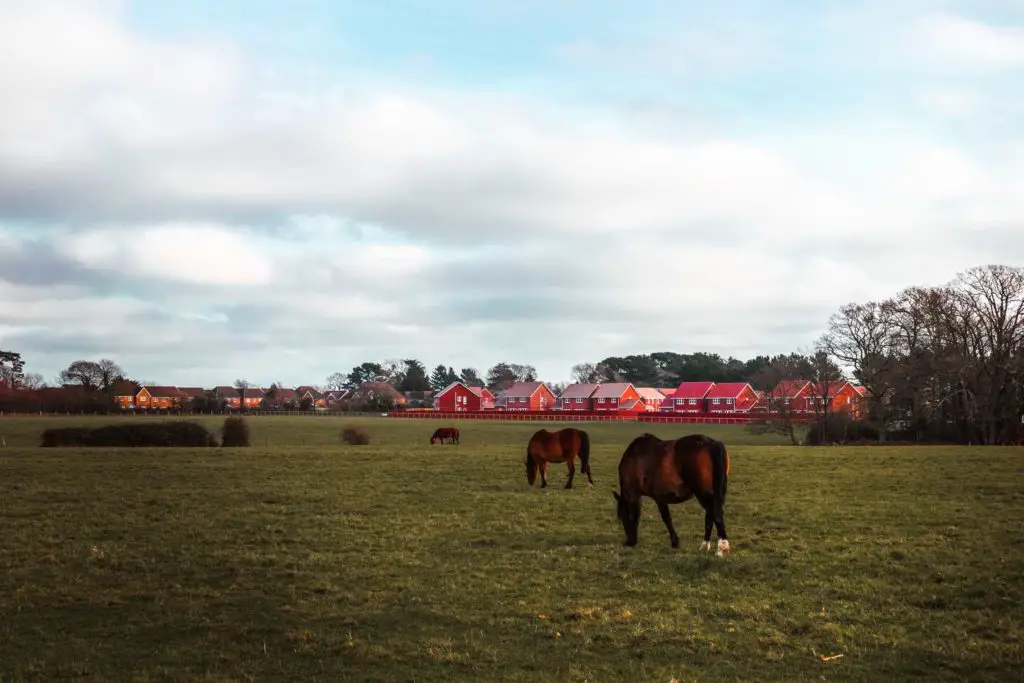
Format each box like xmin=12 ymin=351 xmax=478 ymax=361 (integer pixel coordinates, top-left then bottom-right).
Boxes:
xmin=0 ymin=415 xmax=1021 ymax=681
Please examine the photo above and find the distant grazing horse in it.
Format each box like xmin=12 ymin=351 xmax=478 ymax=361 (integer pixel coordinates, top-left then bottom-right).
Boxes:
xmin=525 ymin=427 xmax=592 ymax=489
xmin=430 ymin=427 xmax=460 ymax=445
xmin=613 ymin=433 xmax=731 ymax=555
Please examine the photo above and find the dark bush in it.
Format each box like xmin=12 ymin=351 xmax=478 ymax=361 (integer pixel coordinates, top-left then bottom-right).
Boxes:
xmin=341 ymin=425 xmax=371 ymax=445
xmin=804 ymin=417 xmax=881 ymax=445
xmin=40 ymin=421 xmax=217 ymax=447
xmin=220 ymin=416 xmax=251 ymax=447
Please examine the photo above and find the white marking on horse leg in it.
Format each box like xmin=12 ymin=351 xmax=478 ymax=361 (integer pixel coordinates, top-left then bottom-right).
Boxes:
xmin=700 ymin=541 xmax=712 ymax=551
xmin=716 ymin=539 xmax=730 ymax=556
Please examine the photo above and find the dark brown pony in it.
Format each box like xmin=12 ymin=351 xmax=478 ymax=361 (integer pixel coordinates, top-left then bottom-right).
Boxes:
xmin=525 ymin=427 xmax=592 ymax=489
xmin=430 ymin=427 xmax=460 ymax=444
xmin=613 ymin=433 xmax=731 ymax=555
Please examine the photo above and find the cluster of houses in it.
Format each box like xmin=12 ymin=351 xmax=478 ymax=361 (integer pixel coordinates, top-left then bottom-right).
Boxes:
xmin=110 ymin=376 xmax=867 ymax=418
xmin=433 ymin=378 xmax=868 ymax=417
xmin=113 ymin=382 xmax=406 ymax=411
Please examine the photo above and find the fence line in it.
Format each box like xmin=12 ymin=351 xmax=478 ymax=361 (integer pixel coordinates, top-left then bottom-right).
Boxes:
xmin=388 ymin=410 xmax=815 ymax=424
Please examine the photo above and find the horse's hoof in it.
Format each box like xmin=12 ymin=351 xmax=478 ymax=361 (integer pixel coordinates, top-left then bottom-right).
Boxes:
xmin=716 ymin=539 xmax=731 ymax=557
xmin=700 ymin=541 xmax=712 ymax=551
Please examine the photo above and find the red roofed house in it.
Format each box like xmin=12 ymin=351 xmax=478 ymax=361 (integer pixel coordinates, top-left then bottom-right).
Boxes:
xmin=136 ymin=386 xmax=185 ymax=410
xmin=706 ymin=382 xmax=759 ymax=413
xmin=177 ymin=387 xmax=205 ymax=401
xmin=557 ymin=383 xmax=599 ymax=411
xmin=241 ymin=387 xmax=265 ymax=410
xmin=214 ymin=386 xmax=241 ymax=409
xmin=767 ymin=380 xmax=812 ymax=413
xmin=805 ymin=381 xmax=864 ymax=418
xmin=434 ymin=382 xmax=488 ymax=411
xmin=636 ymin=387 xmax=668 ymax=411
xmin=591 ymin=383 xmax=641 ymax=412
xmin=296 ymin=386 xmax=326 ymax=408
xmin=470 ymin=386 xmax=496 ymax=410
xmin=663 ymin=381 xmax=715 ymax=413
xmin=497 ymin=381 xmax=556 ymax=411
xmin=112 ymin=379 xmax=141 ymax=409
xmin=324 ymin=389 xmax=348 ymax=405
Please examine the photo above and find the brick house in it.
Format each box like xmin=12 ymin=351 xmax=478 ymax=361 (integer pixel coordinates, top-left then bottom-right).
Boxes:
xmin=591 ymin=383 xmax=640 ymax=412
xmin=296 ymin=386 xmax=326 ymax=408
xmin=433 ymin=382 xmax=487 ymax=411
xmin=706 ymin=382 xmax=759 ymax=413
xmin=663 ymin=381 xmax=715 ymax=413
xmin=805 ymin=381 xmax=864 ymax=418
xmin=497 ymin=381 xmax=556 ymax=411
xmin=214 ymin=386 xmax=241 ymax=409
xmin=557 ymin=383 xmax=600 ymax=411
xmin=636 ymin=387 xmax=668 ymax=411
xmin=471 ymin=386 xmax=496 ymax=410
xmin=136 ymin=386 xmax=185 ymax=410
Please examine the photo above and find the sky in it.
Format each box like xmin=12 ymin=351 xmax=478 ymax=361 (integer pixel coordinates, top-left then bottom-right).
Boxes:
xmin=1 ymin=0 xmax=1023 ymax=387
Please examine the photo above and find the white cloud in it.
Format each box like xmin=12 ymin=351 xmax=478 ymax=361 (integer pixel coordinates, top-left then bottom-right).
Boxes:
xmin=914 ymin=13 xmax=1024 ymax=68
xmin=57 ymin=225 xmax=275 ymax=286
xmin=0 ymin=1 xmax=1023 ymax=385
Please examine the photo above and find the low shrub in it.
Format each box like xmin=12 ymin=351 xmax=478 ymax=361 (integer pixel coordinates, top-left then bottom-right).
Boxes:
xmin=341 ymin=425 xmax=371 ymax=445
xmin=220 ymin=416 xmax=251 ymax=447
xmin=40 ymin=421 xmax=218 ymax=448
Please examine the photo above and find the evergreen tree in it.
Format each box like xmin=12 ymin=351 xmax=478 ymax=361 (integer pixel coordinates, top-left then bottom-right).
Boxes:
xmin=430 ymin=365 xmax=451 ymax=390
xmin=399 ymin=359 xmax=431 ymax=391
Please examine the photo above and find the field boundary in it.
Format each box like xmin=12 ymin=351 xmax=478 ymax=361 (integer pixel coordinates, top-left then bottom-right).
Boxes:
xmin=388 ymin=410 xmax=813 ymax=425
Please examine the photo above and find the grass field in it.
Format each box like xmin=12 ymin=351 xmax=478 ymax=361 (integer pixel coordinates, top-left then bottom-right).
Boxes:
xmin=1 ymin=415 xmax=1022 ymax=682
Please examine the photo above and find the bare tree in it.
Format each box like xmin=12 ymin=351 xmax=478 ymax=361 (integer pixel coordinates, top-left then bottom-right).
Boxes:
xmin=325 ymin=372 xmax=347 ymax=390
xmin=570 ymin=362 xmax=601 ymax=384
xmin=822 ymin=301 xmax=899 ymax=439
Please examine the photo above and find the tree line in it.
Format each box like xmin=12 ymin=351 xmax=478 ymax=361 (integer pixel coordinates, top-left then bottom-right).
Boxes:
xmin=820 ymin=264 xmax=1024 ymax=445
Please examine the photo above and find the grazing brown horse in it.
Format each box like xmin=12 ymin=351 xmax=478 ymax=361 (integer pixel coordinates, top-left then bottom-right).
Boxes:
xmin=525 ymin=427 xmax=592 ymax=489
xmin=613 ymin=433 xmax=731 ymax=555
xmin=430 ymin=427 xmax=460 ymax=444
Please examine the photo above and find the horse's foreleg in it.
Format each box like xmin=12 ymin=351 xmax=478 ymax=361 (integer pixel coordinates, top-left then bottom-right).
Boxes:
xmin=565 ymin=456 xmax=575 ymax=489
xmin=656 ymin=501 xmax=679 ymax=548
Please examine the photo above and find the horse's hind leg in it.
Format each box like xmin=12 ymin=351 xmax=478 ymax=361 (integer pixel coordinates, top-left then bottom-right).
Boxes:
xmin=713 ymin=499 xmax=729 ymax=556
xmin=565 ymin=456 xmax=576 ymax=489
xmin=539 ymin=461 xmax=549 ymax=488
xmin=656 ymin=501 xmax=679 ymax=548
xmin=701 ymin=506 xmax=714 ymax=551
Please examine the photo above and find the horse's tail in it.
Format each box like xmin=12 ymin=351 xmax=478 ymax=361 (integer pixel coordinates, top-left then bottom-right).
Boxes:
xmin=526 ymin=447 xmax=537 ymax=486
xmin=709 ymin=438 xmax=729 ymax=504
xmin=578 ymin=429 xmax=591 ymax=475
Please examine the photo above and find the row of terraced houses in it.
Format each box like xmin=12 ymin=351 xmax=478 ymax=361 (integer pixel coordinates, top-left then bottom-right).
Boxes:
xmin=110 ymin=377 xmax=867 ymax=418
xmin=433 ymin=378 xmax=868 ymax=417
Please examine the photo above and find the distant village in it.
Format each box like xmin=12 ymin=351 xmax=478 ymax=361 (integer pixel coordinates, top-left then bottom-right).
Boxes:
xmin=109 ymin=377 xmax=869 ymax=418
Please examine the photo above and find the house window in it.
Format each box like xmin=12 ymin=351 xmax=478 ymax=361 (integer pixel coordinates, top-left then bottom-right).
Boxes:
xmin=712 ymin=398 xmax=720 ymax=405
xmin=676 ymin=399 xmax=684 ymax=405
xmin=689 ymin=399 xmax=697 ymax=405
xmin=576 ymin=398 xmax=583 ymax=403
